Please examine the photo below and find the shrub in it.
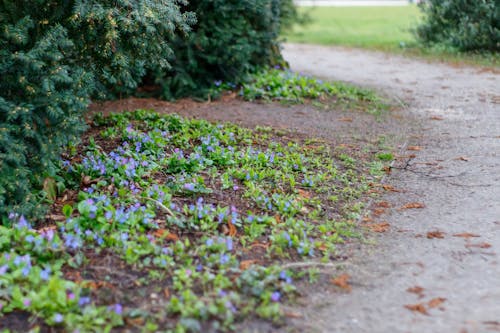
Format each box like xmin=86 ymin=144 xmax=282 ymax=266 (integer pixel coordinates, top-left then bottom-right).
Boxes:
xmin=416 ymin=0 xmax=499 ymax=52
xmin=155 ymin=0 xmax=285 ymax=99
xmin=0 ymin=1 xmax=192 ymax=221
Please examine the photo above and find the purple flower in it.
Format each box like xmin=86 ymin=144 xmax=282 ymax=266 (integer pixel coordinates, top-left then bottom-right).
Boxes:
xmin=67 ymin=292 xmax=75 ymax=301
xmin=220 ymin=254 xmax=230 ymax=265
xmin=105 ymin=211 xmax=113 ymax=220
xmin=22 ymin=266 xmax=31 ymax=276
xmin=0 ymin=265 xmax=8 ymax=275
xmin=109 ymin=303 xmax=123 ymax=315
xmin=40 ymin=268 xmax=51 ymax=281
xmin=226 ymin=237 xmax=233 ymax=251
xmin=270 ymin=291 xmax=281 ymax=302
xmin=23 ymin=298 xmax=31 ymax=307
xmin=16 ymin=215 xmax=30 ymax=229
xmin=54 ymin=313 xmax=64 ymax=323
xmin=279 ymin=271 xmax=292 ymax=284
xmin=78 ymin=296 xmax=91 ymax=306
xmin=183 ymin=183 xmax=195 ymax=191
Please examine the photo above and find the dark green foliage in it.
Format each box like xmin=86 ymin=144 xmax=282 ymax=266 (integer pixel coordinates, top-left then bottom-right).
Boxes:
xmin=0 ymin=1 xmax=192 ymax=221
xmin=279 ymin=0 xmax=309 ymax=32
xmin=416 ymin=0 xmax=499 ymax=52
xmin=156 ymin=0 xmax=285 ymax=99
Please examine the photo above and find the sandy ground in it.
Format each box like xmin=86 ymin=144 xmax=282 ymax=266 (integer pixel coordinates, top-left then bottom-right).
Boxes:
xmin=277 ymin=44 xmax=500 ymax=333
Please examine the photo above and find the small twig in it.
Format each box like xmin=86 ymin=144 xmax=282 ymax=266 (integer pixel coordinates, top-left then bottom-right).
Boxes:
xmin=145 ymin=197 xmax=174 ymax=216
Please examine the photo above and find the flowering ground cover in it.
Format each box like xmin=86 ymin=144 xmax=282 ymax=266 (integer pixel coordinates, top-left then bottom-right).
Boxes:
xmin=1 ymin=103 xmax=390 ymax=331
xmin=0 ymin=109 xmax=388 ymax=332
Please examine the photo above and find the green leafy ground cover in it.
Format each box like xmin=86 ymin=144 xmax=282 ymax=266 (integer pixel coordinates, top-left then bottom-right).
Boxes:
xmin=0 ymin=107 xmax=388 ymax=332
xmin=0 ymin=68 xmax=393 ymax=332
xmin=283 ymin=6 xmax=498 ymax=68
xmin=215 ymin=68 xmax=389 ymax=114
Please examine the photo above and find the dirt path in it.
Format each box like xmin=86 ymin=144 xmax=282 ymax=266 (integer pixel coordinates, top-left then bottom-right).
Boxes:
xmin=281 ymin=44 xmax=500 ymax=333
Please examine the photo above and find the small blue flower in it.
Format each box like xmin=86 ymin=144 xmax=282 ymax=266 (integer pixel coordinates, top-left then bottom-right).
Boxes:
xmin=78 ymin=296 xmax=91 ymax=306
xmin=53 ymin=313 xmax=64 ymax=323
xmin=270 ymin=291 xmax=281 ymax=302
xmin=220 ymin=253 xmax=230 ymax=265
xmin=40 ymin=267 xmax=51 ymax=281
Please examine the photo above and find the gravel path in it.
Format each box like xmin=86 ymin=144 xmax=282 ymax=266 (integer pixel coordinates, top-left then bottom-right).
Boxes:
xmin=282 ymin=44 xmax=500 ymax=333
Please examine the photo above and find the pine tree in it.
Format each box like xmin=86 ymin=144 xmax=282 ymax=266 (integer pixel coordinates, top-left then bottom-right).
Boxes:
xmin=0 ymin=1 xmax=193 ymax=222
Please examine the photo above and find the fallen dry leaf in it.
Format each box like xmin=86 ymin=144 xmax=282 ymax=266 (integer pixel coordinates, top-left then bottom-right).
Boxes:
xmin=339 ymin=117 xmax=353 ymax=122
xmin=400 ymin=202 xmax=426 ymax=209
xmin=367 ymin=222 xmax=390 ymax=233
xmin=406 ymin=286 xmax=425 ymax=298
xmin=430 ymin=116 xmax=444 ymax=120
xmin=163 ymin=288 xmax=170 ymax=298
xmin=465 ymin=242 xmax=492 ymax=249
xmin=383 ymin=184 xmax=401 ymax=192
xmin=372 ymin=208 xmax=386 ymax=216
xmin=284 ymin=311 xmax=303 ymax=319
xmin=226 ymin=220 xmax=237 ymax=236
xmin=239 ymin=260 xmax=258 ymax=270
xmin=455 ymin=156 xmax=469 ymax=161
xmin=297 ymin=189 xmax=311 ymax=199
xmin=153 ymin=229 xmax=179 ymax=241
xmin=453 ymin=232 xmax=480 ymax=238
xmin=332 ymin=273 xmax=352 ymax=292
xmin=427 ymin=231 xmax=445 ymax=239
xmin=376 ymin=201 xmax=391 ymax=208
xmin=125 ymin=317 xmax=145 ymax=326
xmin=428 ymin=297 xmax=446 ymax=308
xmin=407 ymin=146 xmax=423 ymax=151
xmin=404 ymin=303 xmax=428 ymax=315
xmin=362 ymin=216 xmax=374 ymax=223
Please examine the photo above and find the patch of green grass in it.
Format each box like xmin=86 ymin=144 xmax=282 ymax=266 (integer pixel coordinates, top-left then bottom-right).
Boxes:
xmin=284 ymin=6 xmax=421 ymax=51
xmin=0 ymin=110 xmax=388 ymax=332
xmin=283 ymin=6 xmax=498 ymax=68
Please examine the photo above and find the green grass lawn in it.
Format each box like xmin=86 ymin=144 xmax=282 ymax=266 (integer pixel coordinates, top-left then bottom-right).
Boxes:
xmin=283 ymin=6 xmax=498 ymax=68
xmin=283 ymin=6 xmax=421 ymax=51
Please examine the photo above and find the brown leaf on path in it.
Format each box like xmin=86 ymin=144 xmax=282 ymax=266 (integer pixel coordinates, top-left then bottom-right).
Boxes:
xmin=367 ymin=222 xmax=390 ymax=233
xmin=427 ymin=231 xmax=445 ymax=239
xmin=430 ymin=116 xmax=444 ymax=120
xmin=428 ymin=297 xmax=446 ymax=308
xmin=408 ymin=146 xmax=423 ymax=151
xmin=465 ymin=242 xmax=492 ymax=249
xmin=383 ymin=184 xmax=401 ymax=192
xmin=453 ymin=233 xmax=480 ymax=238
xmin=404 ymin=303 xmax=428 ymax=315
xmin=331 ymin=273 xmax=352 ymax=292
xmin=284 ymin=311 xmax=303 ymax=319
xmin=455 ymin=156 xmax=469 ymax=161
xmin=372 ymin=208 xmax=386 ymax=216
xmin=339 ymin=117 xmax=353 ymax=122
xmin=400 ymin=202 xmax=426 ymax=209
xmin=376 ymin=201 xmax=391 ymax=208
xmin=406 ymin=286 xmax=425 ymax=298
xmin=362 ymin=216 xmax=373 ymax=223
xmin=163 ymin=288 xmax=170 ymax=298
